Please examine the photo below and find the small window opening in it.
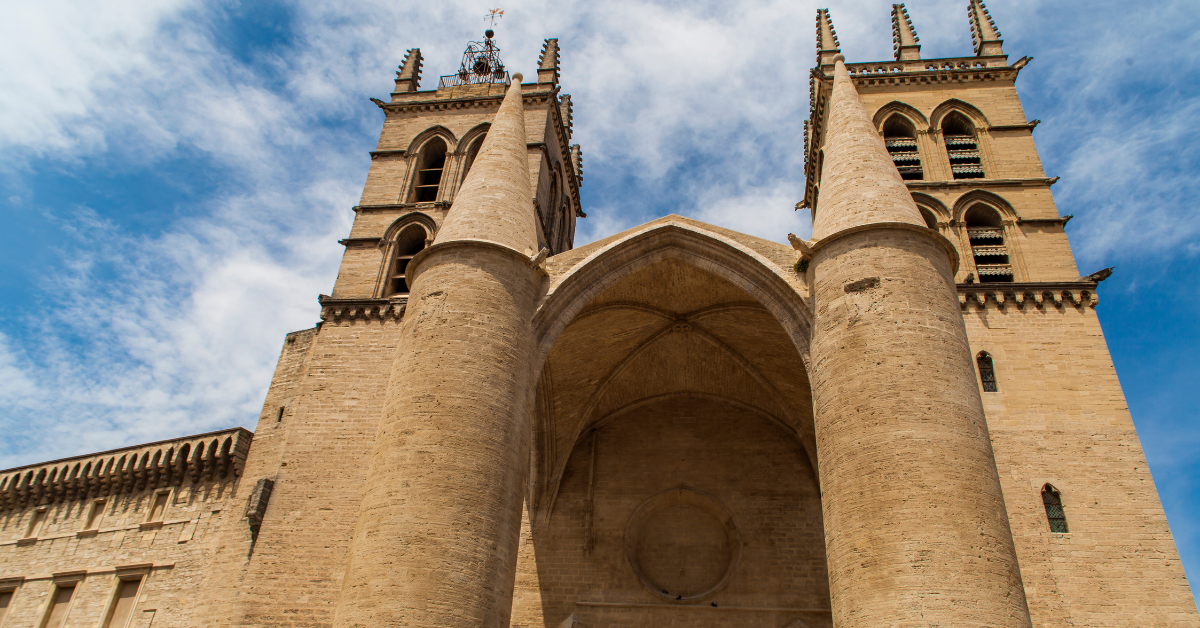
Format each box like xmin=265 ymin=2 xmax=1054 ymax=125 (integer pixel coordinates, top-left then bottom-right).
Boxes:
xmin=25 ymin=508 xmax=47 ymax=539
xmin=0 ymin=588 xmax=14 ymax=624
xmin=965 ymin=205 xmax=1013 ymax=282
xmin=147 ymin=492 xmax=169 ymax=523
xmin=977 ymin=351 xmax=998 ymax=392
xmin=461 ymin=135 xmax=486 ymax=182
xmin=1042 ymin=485 xmax=1069 ymax=533
xmin=942 ymin=113 xmax=984 ymax=179
xmin=410 ymin=139 xmax=447 ymax=203
xmin=276 ymin=406 xmax=285 ymax=423
xmin=40 ymin=584 xmax=75 ymax=628
xmin=85 ymin=499 xmax=106 ymax=530
xmin=384 ymin=225 xmax=429 ymax=297
xmin=102 ymin=577 xmax=142 ymax=628
xmin=883 ymin=115 xmax=923 ymax=180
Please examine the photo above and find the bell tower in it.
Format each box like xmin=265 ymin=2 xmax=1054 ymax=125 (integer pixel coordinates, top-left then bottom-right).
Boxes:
xmin=326 ymin=31 xmax=582 ymax=308
xmin=803 ymin=3 xmax=1199 ymax=627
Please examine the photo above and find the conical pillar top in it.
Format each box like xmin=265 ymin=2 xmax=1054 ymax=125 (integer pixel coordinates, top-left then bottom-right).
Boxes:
xmin=891 ymin=4 xmax=921 ymax=60
xmin=433 ymin=73 xmax=539 ymax=255
xmin=811 ymin=57 xmax=925 ymax=241
xmin=968 ymin=0 xmax=1004 ymax=56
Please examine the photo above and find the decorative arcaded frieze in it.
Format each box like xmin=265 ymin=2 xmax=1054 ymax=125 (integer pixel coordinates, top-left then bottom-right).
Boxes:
xmin=318 ymin=296 xmax=406 ymax=323
xmin=0 ymin=428 xmax=251 ymax=511
xmin=958 ymin=282 xmax=1098 ymax=310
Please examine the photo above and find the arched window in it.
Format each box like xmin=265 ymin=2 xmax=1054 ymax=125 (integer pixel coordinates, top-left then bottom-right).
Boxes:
xmin=461 ymin=134 xmax=486 ymax=183
xmin=964 ymin=205 xmax=1013 ymax=282
xmin=410 ymin=139 xmax=447 ymax=203
xmin=383 ymin=225 xmax=428 ymax=296
xmin=918 ymin=207 xmax=938 ymax=230
xmin=942 ymin=113 xmax=984 ymax=179
xmin=882 ymin=115 xmax=923 ymax=180
xmin=977 ymin=351 xmax=997 ymax=392
xmin=1042 ymin=484 xmax=1068 ymax=533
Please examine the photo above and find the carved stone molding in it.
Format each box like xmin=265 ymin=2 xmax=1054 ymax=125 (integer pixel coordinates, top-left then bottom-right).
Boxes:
xmin=0 ymin=428 xmax=251 ymax=511
xmin=958 ymin=281 xmax=1099 ymax=310
xmin=318 ymin=296 xmax=407 ymax=324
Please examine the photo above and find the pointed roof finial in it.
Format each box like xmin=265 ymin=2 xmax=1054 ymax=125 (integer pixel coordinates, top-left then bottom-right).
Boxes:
xmin=811 ymin=55 xmax=925 ymax=240
xmin=891 ymin=4 xmax=921 ymax=61
xmin=816 ymin=9 xmax=841 ymax=68
xmin=433 ymin=74 xmax=539 ymax=254
xmin=968 ymin=0 xmax=1004 ymax=57
xmin=393 ymin=49 xmax=423 ymax=96
xmin=537 ymin=38 xmax=560 ymax=86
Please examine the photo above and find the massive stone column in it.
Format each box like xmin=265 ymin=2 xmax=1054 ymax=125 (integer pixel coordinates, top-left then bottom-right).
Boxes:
xmin=334 ymin=74 xmax=541 ymax=628
xmin=807 ymin=56 xmax=1032 ymax=627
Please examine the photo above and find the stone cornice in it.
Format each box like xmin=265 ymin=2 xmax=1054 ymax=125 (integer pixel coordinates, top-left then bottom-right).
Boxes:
xmin=353 ymin=201 xmax=449 ymax=213
xmin=905 ymin=177 xmax=1058 ymax=190
xmin=0 ymin=428 xmax=251 ymax=511
xmin=318 ymin=296 xmax=406 ymax=323
xmin=957 ymin=281 xmax=1099 ymax=310
xmin=339 ymin=237 xmax=382 ymax=247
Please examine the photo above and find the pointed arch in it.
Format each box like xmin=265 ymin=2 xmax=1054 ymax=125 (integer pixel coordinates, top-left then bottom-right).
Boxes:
xmin=872 ymin=100 xmax=929 ymax=131
xmin=534 ymin=219 xmax=812 ymax=369
xmin=929 ymin=98 xmax=990 ymax=130
xmin=951 ymin=189 xmax=1016 ymax=222
xmin=1042 ymin=484 xmax=1069 ymax=533
xmin=457 ymin=122 xmax=491 ymax=184
xmin=403 ymin=125 xmax=459 ymax=155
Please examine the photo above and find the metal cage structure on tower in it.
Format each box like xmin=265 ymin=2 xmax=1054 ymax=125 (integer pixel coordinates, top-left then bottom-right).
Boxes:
xmin=439 ymin=31 xmax=511 ymax=89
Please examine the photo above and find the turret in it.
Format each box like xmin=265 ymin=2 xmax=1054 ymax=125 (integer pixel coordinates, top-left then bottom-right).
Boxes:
xmin=334 ymin=73 xmax=545 ymax=627
xmin=806 ymin=55 xmax=1032 ymax=628
xmin=816 ymin=9 xmax=840 ymax=69
xmin=891 ymin=3 xmax=921 ymax=61
xmin=391 ymin=48 xmax=422 ymax=98
xmin=969 ymin=0 xmax=1004 ymax=56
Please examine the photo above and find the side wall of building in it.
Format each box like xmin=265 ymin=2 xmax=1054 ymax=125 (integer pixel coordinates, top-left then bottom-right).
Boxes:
xmin=965 ymin=301 xmax=1197 ymax=627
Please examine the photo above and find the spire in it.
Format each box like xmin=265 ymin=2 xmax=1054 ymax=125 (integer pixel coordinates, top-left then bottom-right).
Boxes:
xmin=559 ymin=94 xmax=574 ymax=138
xmin=968 ymin=0 xmax=1004 ymax=57
xmin=393 ymin=49 xmax=422 ymax=96
xmin=433 ymin=74 xmax=539 ymax=254
xmin=816 ymin=9 xmax=841 ymax=68
xmin=537 ymin=38 xmax=560 ymax=86
xmin=891 ymin=4 xmax=921 ymax=61
xmin=811 ymin=57 xmax=925 ymax=240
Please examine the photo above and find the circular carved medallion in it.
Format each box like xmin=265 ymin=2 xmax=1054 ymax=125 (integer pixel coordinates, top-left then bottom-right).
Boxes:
xmin=623 ymin=487 xmax=741 ymax=602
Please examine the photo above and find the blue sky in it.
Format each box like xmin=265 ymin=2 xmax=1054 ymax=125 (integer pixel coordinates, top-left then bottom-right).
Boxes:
xmin=1 ymin=0 xmax=1197 ymax=603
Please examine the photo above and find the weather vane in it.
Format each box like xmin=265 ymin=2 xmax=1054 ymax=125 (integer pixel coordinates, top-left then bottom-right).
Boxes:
xmin=486 ymin=8 xmax=504 ymax=28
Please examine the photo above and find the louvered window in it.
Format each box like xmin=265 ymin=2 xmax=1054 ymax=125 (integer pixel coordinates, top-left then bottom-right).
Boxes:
xmin=410 ymin=138 xmax=447 ymax=203
xmin=965 ymin=206 xmax=1013 ymax=283
xmin=1042 ymin=485 xmax=1068 ymax=533
xmin=883 ymin=116 xmax=923 ymax=180
xmin=942 ymin=113 xmax=984 ymax=179
xmin=384 ymin=225 xmax=428 ymax=297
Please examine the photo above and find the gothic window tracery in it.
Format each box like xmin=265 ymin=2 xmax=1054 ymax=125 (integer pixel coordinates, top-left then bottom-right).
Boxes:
xmin=384 ymin=225 xmax=429 ymax=297
xmin=964 ymin=205 xmax=1013 ymax=282
xmin=977 ymin=351 xmax=997 ymax=392
xmin=1042 ymin=484 xmax=1068 ymax=533
xmin=942 ymin=112 xmax=985 ymax=179
xmin=883 ymin=115 xmax=923 ymax=180
xmin=410 ymin=139 xmax=448 ymax=203
xmin=461 ymin=134 xmax=486 ymax=183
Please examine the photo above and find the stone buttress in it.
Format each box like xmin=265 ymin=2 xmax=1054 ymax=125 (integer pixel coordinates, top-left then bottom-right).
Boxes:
xmin=807 ymin=56 xmax=1032 ymax=627
xmin=333 ymin=74 xmax=542 ymax=627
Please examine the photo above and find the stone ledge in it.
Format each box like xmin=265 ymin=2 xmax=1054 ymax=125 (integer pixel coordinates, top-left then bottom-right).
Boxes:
xmin=957 ymin=281 xmax=1099 ymax=310
xmin=318 ymin=296 xmax=406 ymax=324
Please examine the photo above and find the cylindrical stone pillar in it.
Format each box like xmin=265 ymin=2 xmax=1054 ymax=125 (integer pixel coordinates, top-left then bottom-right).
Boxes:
xmin=809 ymin=226 xmax=1031 ymax=627
xmin=333 ymin=245 xmax=540 ymax=627
xmin=334 ymin=73 xmax=542 ymax=628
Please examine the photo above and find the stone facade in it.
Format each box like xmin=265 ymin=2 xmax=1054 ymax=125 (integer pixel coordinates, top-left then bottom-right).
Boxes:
xmin=1 ymin=5 xmax=1196 ymax=628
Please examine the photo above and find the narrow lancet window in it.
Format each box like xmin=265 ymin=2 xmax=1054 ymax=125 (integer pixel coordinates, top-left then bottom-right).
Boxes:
xmin=977 ymin=351 xmax=997 ymax=392
xmin=461 ymin=135 xmax=486 ymax=182
xmin=883 ymin=115 xmax=923 ymax=180
xmin=942 ymin=113 xmax=984 ymax=179
xmin=965 ymin=205 xmax=1013 ymax=282
xmin=410 ymin=138 xmax=448 ymax=202
xmin=384 ymin=225 xmax=429 ymax=297
xmin=1042 ymin=484 xmax=1068 ymax=533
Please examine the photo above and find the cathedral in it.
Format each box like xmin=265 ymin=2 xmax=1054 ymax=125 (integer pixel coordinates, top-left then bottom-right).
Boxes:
xmin=0 ymin=3 xmax=1196 ymax=627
